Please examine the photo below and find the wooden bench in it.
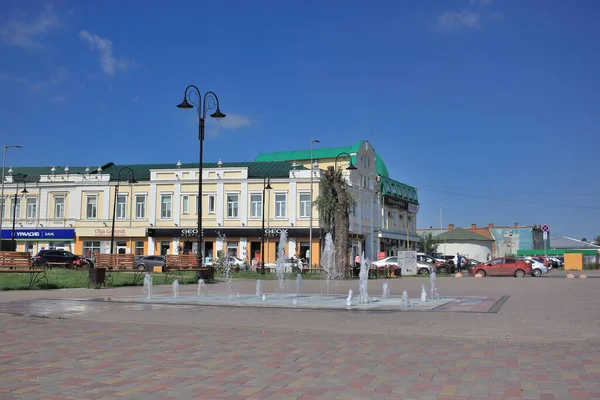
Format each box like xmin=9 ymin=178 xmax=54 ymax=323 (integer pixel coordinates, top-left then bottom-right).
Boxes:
xmin=164 ymin=254 xmax=212 ymax=283
xmin=0 ymin=251 xmax=47 ymax=289
xmin=94 ymin=254 xmax=143 ymax=286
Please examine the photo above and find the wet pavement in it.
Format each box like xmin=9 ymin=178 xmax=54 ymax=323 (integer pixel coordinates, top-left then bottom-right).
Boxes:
xmin=1 ymin=272 xmax=599 ymax=399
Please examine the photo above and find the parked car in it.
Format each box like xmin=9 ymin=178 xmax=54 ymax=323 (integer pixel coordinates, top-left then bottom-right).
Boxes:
xmin=469 ymin=257 xmax=533 ymax=277
xmin=32 ymin=249 xmax=81 ymax=268
xmin=206 ymin=256 xmax=249 ymax=271
xmin=73 ymin=257 xmax=93 ymax=269
xmin=416 ymin=253 xmax=453 ymax=274
xmin=135 ymin=255 xmax=166 ymax=271
xmin=370 ymin=256 xmax=399 ymax=268
xmin=524 ymin=257 xmax=548 ymax=276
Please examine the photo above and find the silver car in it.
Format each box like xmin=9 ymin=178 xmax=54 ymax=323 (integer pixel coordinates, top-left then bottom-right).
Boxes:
xmin=135 ymin=255 xmax=166 ymax=271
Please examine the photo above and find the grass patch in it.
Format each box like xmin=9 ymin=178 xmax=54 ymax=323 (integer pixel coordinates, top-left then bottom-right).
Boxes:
xmin=0 ymin=269 xmax=200 ymax=291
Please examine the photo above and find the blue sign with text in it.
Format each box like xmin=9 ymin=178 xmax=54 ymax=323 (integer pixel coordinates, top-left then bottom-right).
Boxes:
xmin=0 ymin=229 xmax=75 ymax=240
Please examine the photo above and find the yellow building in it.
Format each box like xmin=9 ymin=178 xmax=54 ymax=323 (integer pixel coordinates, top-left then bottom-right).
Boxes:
xmin=0 ymin=140 xmax=419 ymax=266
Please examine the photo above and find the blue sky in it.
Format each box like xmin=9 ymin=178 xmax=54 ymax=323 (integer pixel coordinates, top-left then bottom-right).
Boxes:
xmin=1 ymin=0 xmax=599 ymax=240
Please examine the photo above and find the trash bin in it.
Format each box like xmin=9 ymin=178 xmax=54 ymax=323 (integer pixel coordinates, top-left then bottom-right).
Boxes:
xmin=90 ymin=267 xmax=106 ymax=288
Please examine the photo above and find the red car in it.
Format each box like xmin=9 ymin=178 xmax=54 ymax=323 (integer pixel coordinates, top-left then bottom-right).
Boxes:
xmin=469 ymin=257 xmax=533 ymax=278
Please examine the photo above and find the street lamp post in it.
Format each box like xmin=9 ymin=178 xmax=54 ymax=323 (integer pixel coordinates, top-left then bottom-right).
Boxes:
xmin=260 ymin=176 xmax=272 ymax=274
xmin=177 ymin=85 xmax=226 ymax=271
xmin=109 ymin=167 xmax=138 ymax=255
xmin=334 ymin=152 xmax=358 ymax=171
xmin=309 ymin=139 xmax=320 ymax=271
xmin=11 ymin=178 xmax=28 ymax=250
xmin=1 ymin=145 xmax=23 ymax=237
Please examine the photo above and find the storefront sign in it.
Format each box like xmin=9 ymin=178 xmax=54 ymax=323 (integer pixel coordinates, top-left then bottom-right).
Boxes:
xmin=76 ymin=227 xmax=146 ymax=237
xmin=383 ymin=195 xmax=408 ymax=210
xmin=147 ymin=227 xmax=321 ymax=239
xmin=408 ymin=203 xmax=420 ymax=213
xmin=0 ymin=229 xmax=75 ymax=240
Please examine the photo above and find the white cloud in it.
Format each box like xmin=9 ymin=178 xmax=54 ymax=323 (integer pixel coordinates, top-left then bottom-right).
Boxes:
xmin=0 ymin=73 xmax=28 ymax=83
xmin=203 ymin=113 xmax=254 ymax=139
xmin=78 ymin=30 xmax=137 ymax=76
xmin=0 ymin=5 xmax=59 ymax=48
xmin=437 ymin=10 xmax=482 ymax=31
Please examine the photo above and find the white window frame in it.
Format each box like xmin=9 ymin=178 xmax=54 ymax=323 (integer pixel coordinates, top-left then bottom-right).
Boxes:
xmin=274 ymin=192 xmax=287 ymax=219
xmin=299 ymin=192 xmax=311 ymax=218
xmin=160 ymin=194 xmax=172 ymax=220
xmin=182 ymin=195 xmax=190 ymax=215
xmin=11 ymin=197 xmax=21 ymax=219
xmin=116 ymin=194 xmax=127 ymax=220
xmin=226 ymin=193 xmax=239 ymax=219
xmin=54 ymin=196 xmax=65 ymax=219
xmin=86 ymin=196 xmax=97 ymax=220
xmin=208 ymin=194 xmax=216 ymax=214
xmin=135 ymin=194 xmax=146 ymax=219
xmin=250 ymin=193 xmax=262 ymax=219
xmin=26 ymin=197 xmax=37 ymax=219
xmin=0 ymin=198 xmax=5 ymax=220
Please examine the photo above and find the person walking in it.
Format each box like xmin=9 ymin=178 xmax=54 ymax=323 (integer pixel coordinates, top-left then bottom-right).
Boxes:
xmin=456 ymin=252 xmax=463 ymax=271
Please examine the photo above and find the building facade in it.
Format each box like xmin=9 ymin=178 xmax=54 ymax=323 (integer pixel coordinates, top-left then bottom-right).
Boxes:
xmin=1 ymin=141 xmax=419 ymax=265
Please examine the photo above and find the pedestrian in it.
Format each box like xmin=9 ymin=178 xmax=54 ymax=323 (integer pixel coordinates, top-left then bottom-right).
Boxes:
xmin=456 ymin=253 xmax=462 ymax=271
xmin=355 ymin=254 xmax=361 ymax=266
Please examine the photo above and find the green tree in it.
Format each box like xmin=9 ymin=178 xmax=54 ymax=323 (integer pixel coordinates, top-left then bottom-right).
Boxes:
xmin=314 ymin=166 xmax=354 ymax=273
xmin=582 ymin=238 xmax=588 ymax=242
xmin=417 ymin=232 xmax=439 ymax=254
xmin=594 ymin=236 xmax=600 ymax=245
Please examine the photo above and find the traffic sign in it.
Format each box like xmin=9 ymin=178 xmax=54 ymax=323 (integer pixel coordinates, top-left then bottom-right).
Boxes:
xmin=543 ymin=231 xmax=548 ymax=240
xmin=542 ymin=224 xmax=549 ymax=232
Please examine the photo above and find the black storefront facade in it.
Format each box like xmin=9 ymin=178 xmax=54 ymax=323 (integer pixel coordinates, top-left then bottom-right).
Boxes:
xmin=379 ymin=195 xmax=420 ymax=255
xmin=146 ymin=227 xmax=322 ymax=267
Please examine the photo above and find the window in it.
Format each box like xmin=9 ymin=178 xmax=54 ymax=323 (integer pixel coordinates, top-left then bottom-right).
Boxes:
xmin=25 ymin=198 xmax=37 ymax=218
xmin=227 ymin=241 xmax=238 ymax=257
xmin=227 ymin=194 xmax=239 ymax=218
xmin=0 ymin=198 xmax=4 ymax=219
xmin=83 ymin=241 xmax=101 ymax=259
xmin=208 ymin=194 xmax=215 ymax=214
xmin=135 ymin=195 xmax=146 ymax=219
xmin=135 ymin=241 xmax=145 ymax=255
xmin=160 ymin=194 xmax=172 ymax=219
xmin=275 ymin=193 xmax=287 ymax=219
xmin=116 ymin=195 xmax=126 ymax=219
xmin=250 ymin=194 xmax=262 ymax=219
xmin=11 ymin=197 xmax=21 ymax=218
xmin=86 ymin=196 xmax=97 ymax=219
xmin=299 ymin=193 xmax=311 ymax=218
xmin=54 ymin=196 xmax=65 ymax=219
xmin=182 ymin=195 xmax=189 ymax=214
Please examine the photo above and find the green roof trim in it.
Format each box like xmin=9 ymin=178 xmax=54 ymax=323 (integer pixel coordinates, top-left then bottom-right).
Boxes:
xmin=380 ymin=176 xmax=419 ymax=204
xmin=254 ymin=140 xmax=390 ymax=178
xmin=5 ymin=162 xmax=304 ymax=182
xmin=433 ymin=228 xmax=492 ymax=242
xmin=517 ymin=249 xmax=598 ymax=256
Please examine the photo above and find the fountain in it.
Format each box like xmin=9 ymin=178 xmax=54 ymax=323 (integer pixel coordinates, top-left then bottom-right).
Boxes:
xmin=262 ymin=294 xmax=266 ymax=301
xmin=321 ymin=232 xmax=340 ymax=295
xmin=275 ymin=230 xmax=288 ymax=294
xmin=255 ymin=279 xmax=263 ymax=296
xmin=346 ymin=289 xmax=353 ymax=306
xmin=401 ymin=290 xmax=411 ymax=307
xmin=429 ymin=269 xmax=440 ymax=300
xmin=358 ymin=252 xmax=370 ymax=304
xmin=172 ymin=280 xmax=179 ymax=299
xmin=420 ymin=284 xmax=427 ymax=302
xmin=296 ymin=274 xmax=303 ymax=297
xmin=197 ymin=279 xmax=205 ymax=297
xmin=143 ymin=274 xmax=153 ymax=299
xmin=224 ymin=257 xmax=233 ymax=300
xmin=382 ymin=283 xmax=390 ymax=299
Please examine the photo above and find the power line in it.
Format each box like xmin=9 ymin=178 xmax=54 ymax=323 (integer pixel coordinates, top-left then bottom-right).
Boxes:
xmin=420 ymin=185 xmax=600 ymax=197
xmin=420 ymin=188 xmax=600 ymax=210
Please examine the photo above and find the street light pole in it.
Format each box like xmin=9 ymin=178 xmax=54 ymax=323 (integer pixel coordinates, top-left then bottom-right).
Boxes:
xmin=11 ymin=179 xmax=28 ymax=250
xmin=1 ymin=145 xmax=23 ymax=237
xmin=109 ymin=167 xmax=137 ymax=255
xmin=309 ymin=139 xmax=320 ymax=271
xmin=176 ymin=85 xmax=226 ymax=271
xmin=260 ymin=176 xmax=272 ymax=274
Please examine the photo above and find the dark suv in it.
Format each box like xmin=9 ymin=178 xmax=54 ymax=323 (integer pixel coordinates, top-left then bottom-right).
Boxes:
xmin=32 ymin=250 xmax=80 ymax=268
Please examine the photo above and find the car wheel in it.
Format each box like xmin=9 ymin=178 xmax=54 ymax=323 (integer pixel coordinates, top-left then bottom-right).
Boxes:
xmin=438 ymin=267 xmax=448 ymax=274
xmin=515 ymin=269 xmax=525 ymax=278
xmin=418 ymin=267 xmax=429 ymax=275
xmin=137 ymin=264 xmax=147 ymax=270
xmin=532 ymin=268 xmax=542 ymax=277
xmin=475 ymin=269 xmax=486 ymax=277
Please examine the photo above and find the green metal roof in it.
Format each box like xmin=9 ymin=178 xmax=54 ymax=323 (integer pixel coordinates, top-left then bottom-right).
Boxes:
xmin=380 ymin=176 xmax=419 ymax=204
xmin=254 ymin=140 xmax=390 ymax=178
xmin=6 ymin=162 xmax=305 ymax=183
xmin=433 ymin=228 xmax=492 ymax=242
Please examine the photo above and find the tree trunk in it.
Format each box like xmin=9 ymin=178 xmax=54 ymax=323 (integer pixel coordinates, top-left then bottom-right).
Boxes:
xmin=331 ymin=174 xmax=349 ymax=275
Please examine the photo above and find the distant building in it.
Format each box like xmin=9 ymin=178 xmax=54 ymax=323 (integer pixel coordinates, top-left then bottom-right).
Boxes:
xmin=432 ymin=228 xmax=493 ymax=262
xmin=418 ymin=222 xmax=546 ymax=257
